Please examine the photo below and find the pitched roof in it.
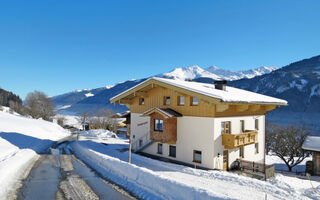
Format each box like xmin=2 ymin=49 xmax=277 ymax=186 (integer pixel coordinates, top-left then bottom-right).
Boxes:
xmin=302 ymin=136 xmax=320 ymax=152
xmin=110 ymin=77 xmax=288 ymax=105
xmin=142 ymin=107 xmax=182 ymax=118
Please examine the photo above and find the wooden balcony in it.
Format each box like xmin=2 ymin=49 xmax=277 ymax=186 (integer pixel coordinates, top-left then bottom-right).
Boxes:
xmin=222 ymin=130 xmax=258 ymax=149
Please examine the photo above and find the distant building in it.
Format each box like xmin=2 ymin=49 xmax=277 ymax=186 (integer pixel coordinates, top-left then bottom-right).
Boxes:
xmin=110 ymin=77 xmax=287 ymax=172
xmin=302 ymin=136 xmax=320 ymax=176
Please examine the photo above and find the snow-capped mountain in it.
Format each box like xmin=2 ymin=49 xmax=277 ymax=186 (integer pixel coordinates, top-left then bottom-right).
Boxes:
xmin=206 ymin=66 xmax=278 ymax=80
xmin=159 ymin=65 xmax=277 ymax=81
xmin=160 ymin=65 xmax=221 ymax=80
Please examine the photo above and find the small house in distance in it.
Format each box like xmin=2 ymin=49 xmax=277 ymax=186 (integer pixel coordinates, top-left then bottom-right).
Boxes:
xmin=110 ymin=77 xmax=287 ymax=173
xmin=302 ymin=136 xmax=320 ymax=176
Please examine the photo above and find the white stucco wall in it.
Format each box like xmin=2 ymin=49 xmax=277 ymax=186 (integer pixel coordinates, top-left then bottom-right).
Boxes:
xmin=133 ymin=113 xmax=266 ymax=170
xmin=144 ymin=116 xmax=216 ymax=169
xmin=213 ymin=115 xmax=265 ymax=169
xmin=130 ymin=113 xmax=150 ymax=149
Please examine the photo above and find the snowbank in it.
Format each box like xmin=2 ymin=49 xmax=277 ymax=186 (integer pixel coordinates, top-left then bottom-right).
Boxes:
xmin=76 ymin=129 xmax=117 ymax=140
xmin=70 ymin=137 xmax=320 ymax=200
xmin=0 ymin=110 xmax=70 ymax=199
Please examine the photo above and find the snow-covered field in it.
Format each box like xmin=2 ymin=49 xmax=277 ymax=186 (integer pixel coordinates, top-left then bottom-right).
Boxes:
xmin=0 ymin=108 xmax=70 ymax=199
xmin=70 ymin=130 xmax=320 ymax=200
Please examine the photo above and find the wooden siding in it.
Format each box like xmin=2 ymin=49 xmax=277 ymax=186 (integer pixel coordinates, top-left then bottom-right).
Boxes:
xmin=127 ymin=86 xmax=268 ymax=117
xmin=150 ymin=112 xmax=177 ymax=144
xmin=128 ymin=86 xmax=216 ymax=117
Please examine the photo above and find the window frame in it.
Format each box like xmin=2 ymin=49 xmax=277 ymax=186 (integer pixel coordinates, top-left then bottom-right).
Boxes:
xmin=169 ymin=145 xmax=176 ymax=157
xmin=191 ymin=96 xmax=199 ymax=106
xmin=178 ymin=96 xmax=185 ymax=106
xmin=240 ymin=120 xmax=245 ymax=133
xmin=255 ymin=119 xmax=259 ymax=130
xmin=157 ymin=143 xmax=163 ymax=154
xmin=239 ymin=146 xmax=244 ymax=158
xmin=154 ymin=119 xmax=164 ymax=132
xmin=221 ymin=121 xmax=231 ymax=134
xmin=164 ymin=96 xmax=171 ymax=105
xmin=139 ymin=98 xmax=145 ymax=105
xmin=255 ymin=143 xmax=259 ymax=154
xmin=193 ymin=150 xmax=202 ymax=163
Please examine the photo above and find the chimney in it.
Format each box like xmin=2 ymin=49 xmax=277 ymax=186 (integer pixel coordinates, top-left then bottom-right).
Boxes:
xmin=214 ymin=80 xmax=227 ymax=91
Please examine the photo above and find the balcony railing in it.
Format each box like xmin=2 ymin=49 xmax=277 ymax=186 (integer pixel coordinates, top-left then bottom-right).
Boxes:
xmin=222 ymin=130 xmax=258 ymax=149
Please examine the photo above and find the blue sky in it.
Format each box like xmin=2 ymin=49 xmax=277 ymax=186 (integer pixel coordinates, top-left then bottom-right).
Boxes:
xmin=1 ymin=0 xmax=320 ymax=99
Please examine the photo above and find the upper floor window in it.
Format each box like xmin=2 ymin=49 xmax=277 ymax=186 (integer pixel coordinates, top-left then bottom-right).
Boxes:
xmin=164 ymin=96 xmax=170 ymax=105
xmin=191 ymin=97 xmax=198 ymax=106
xmin=221 ymin=121 xmax=231 ymax=134
xmin=240 ymin=120 xmax=245 ymax=133
xmin=178 ymin=96 xmax=185 ymax=105
xmin=193 ymin=150 xmax=202 ymax=163
xmin=255 ymin=119 xmax=259 ymax=130
xmin=139 ymin=98 xmax=145 ymax=105
xmin=154 ymin=119 xmax=163 ymax=132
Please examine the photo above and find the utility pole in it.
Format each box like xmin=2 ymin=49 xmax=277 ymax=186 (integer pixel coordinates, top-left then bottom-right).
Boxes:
xmin=128 ymin=137 xmax=132 ymax=163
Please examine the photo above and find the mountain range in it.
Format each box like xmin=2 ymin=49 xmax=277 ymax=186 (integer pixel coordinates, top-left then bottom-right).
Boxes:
xmin=53 ymin=65 xmax=276 ymax=115
xmin=52 ymin=56 xmax=320 ymax=135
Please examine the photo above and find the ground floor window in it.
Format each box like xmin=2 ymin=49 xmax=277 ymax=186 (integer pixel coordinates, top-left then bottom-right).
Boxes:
xmin=193 ymin=150 xmax=202 ymax=163
xmin=157 ymin=143 xmax=163 ymax=154
xmin=239 ymin=146 xmax=244 ymax=158
xmin=255 ymin=143 xmax=259 ymax=154
xmin=169 ymin=145 xmax=176 ymax=157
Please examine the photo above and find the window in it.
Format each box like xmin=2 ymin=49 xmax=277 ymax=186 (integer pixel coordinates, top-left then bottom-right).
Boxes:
xmin=221 ymin=121 xmax=231 ymax=134
xmin=157 ymin=143 xmax=163 ymax=154
xmin=154 ymin=119 xmax=163 ymax=132
xmin=191 ymin=97 xmax=198 ymax=106
xmin=255 ymin=143 xmax=259 ymax=154
xmin=240 ymin=120 xmax=245 ymax=133
xmin=193 ymin=150 xmax=202 ymax=163
xmin=139 ymin=139 xmax=143 ymax=147
xmin=239 ymin=146 xmax=244 ymax=158
xmin=169 ymin=145 xmax=176 ymax=157
xmin=255 ymin=119 xmax=259 ymax=130
xmin=178 ymin=96 xmax=185 ymax=105
xmin=164 ymin=96 xmax=170 ymax=105
xmin=139 ymin=98 xmax=145 ymax=105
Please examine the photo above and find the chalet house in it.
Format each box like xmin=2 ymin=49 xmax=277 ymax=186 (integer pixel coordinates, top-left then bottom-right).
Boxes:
xmin=302 ymin=136 xmax=320 ymax=176
xmin=110 ymin=77 xmax=287 ymax=170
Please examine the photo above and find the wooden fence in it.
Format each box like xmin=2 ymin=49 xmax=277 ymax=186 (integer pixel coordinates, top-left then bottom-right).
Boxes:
xmin=237 ymin=159 xmax=275 ymax=179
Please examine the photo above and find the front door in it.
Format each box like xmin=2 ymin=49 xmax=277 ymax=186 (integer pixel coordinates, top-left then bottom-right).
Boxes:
xmin=223 ymin=150 xmax=228 ymax=171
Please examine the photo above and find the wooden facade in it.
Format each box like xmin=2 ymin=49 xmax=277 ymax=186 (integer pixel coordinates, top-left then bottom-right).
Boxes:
xmin=222 ymin=130 xmax=258 ymax=149
xmin=149 ymin=112 xmax=177 ymax=144
xmin=110 ymin=79 xmax=281 ymax=118
xmin=125 ymin=86 xmax=273 ymax=117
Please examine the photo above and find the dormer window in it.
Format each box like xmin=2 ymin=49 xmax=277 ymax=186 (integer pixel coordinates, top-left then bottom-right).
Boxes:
xmin=191 ymin=97 xmax=198 ymax=106
xmin=164 ymin=96 xmax=170 ymax=105
xmin=139 ymin=98 xmax=145 ymax=105
xmin=178 ymin=96 xmax=185 ymax=106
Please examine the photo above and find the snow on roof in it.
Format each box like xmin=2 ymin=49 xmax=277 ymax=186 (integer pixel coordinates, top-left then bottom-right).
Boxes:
xmin=302 ymin=136 xmax=320 ymax=152
xmin=142 ymin=107 xmax=183 ymax=118
xmin=111 ymin=77 xmax=288 ymax=105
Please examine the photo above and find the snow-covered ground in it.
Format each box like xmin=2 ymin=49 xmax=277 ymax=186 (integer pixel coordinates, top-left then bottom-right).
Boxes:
xmin=70 ymin=130 xmax=320 ymax=200
xmin=0 ymin=108 xmax=70 ymax=199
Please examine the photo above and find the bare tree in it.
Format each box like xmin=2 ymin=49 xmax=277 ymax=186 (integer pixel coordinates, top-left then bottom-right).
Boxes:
xmin=25 ymin=91 xmax=54 ymax=121
xmin=57 ymin=116 xmax=65 ymax=127
xmin=266 ymin=123 xmax=310 ymax=171
xmin=88 ymin=109 xmax=117 ymax=131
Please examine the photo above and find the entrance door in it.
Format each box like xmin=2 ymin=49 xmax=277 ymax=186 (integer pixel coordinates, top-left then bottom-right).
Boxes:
xmin=223 ymin=150 xmax=228 ymax=171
